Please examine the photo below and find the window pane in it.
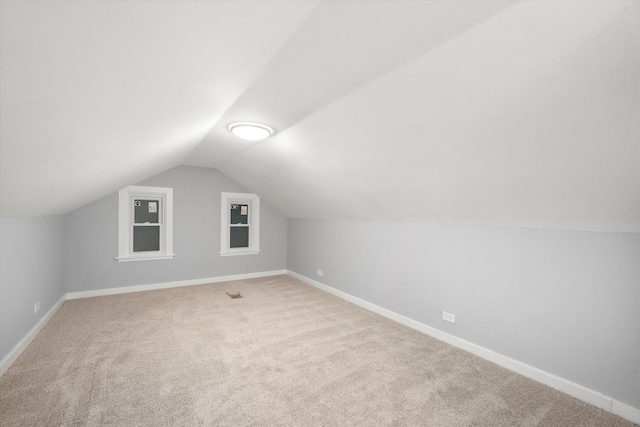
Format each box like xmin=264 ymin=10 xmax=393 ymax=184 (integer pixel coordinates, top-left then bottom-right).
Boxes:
xmin=230 ymin=226 xmax=249 ymax=248
xmin=133 ymin=225 xmax=160 ymax=252
xmin=230 ymin=204 xmax=248 ymax=225
xmin=134 ymin=199 xmax=160 ymax=224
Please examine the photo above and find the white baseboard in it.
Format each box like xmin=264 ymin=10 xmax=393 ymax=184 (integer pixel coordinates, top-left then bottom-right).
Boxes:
xmin=0 ymin=294 xmax=66 ymax=376
xmin=612 ymin=400 xmax=640 ymax=426
xmin=66 ymin=269 xmax=287 ymax=300
xmin=286 ymin=270 xmax=640 ymax=425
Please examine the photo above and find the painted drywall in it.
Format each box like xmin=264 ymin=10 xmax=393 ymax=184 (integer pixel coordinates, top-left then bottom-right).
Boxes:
xmin=288 ymin=218 xmax=640 ymax=409
xmin=65 ymin=166 xmax=287 ymax=292
xmin=0 ymin=216 xmax=66 ymax=361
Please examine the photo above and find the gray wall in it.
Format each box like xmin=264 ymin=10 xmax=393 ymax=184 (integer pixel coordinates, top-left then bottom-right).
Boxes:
xmin=288 ymin=218 xmax=640 ymax=409
xmin=65 ymin=166 xmax=287 ymax=292
xmin=0 ymin=216 xmax=66 ymax=361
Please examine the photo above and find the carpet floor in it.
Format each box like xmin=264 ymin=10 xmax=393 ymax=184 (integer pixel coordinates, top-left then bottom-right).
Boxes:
xmin=0 ymin=275 xmax=634 ymax=426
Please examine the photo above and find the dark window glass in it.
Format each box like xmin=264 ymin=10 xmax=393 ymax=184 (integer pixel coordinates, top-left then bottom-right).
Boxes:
xmin=230 ymin=204 xmax=248 ymax=225
xmin=133 ymin=226 xmax=160 ymax=252
xmin=230 ymin=227 xmax=249 ymax=248
xmin=134 ymin=200 xmax=160 ymax=224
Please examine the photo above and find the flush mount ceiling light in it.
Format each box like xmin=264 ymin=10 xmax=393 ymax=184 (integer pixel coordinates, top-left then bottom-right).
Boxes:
xmin=228 ymin=122 xmax=275 ymax=141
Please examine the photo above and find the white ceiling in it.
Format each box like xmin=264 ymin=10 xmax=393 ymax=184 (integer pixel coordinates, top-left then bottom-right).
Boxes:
xmin=1 ymin=1 xmax=638 ymax=232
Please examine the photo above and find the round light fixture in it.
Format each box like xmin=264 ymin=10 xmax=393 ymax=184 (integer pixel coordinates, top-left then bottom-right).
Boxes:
xmin=228 ymin=122 xmax=275 ymax=141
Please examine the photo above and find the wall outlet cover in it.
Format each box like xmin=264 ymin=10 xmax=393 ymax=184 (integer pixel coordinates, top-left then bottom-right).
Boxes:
xmin=442 ymin=311 xmax=456 ymax=324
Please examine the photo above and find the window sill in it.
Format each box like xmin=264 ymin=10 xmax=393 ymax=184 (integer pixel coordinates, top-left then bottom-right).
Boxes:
xmin=115 ymin=254 xmax=176 ymax=262
xmin=219 ymin=250 xmax=261 ymax=257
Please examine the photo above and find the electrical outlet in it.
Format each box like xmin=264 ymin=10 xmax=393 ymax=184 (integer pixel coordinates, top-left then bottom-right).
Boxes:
xmin=34 ymin=301 xmax=40 ymax=314
xmin=317 ymin=269 xmax=323 ymax=277
xmin=442 ymin=311 xmax=455 ymax=324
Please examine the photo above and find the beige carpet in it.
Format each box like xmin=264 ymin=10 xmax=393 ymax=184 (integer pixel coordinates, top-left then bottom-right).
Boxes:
xmin=0 ymin=275 xmax=634 ymax=426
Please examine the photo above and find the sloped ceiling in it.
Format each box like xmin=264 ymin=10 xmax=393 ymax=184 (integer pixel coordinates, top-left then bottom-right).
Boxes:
xmin=1 ymin=1 xmax=638 ymax=232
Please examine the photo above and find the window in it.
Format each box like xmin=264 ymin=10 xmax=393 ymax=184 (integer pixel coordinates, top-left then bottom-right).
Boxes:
xmin=220 ymin=192 xmax=260 ymax=256
xmin=117 ymin=186 xmax=174 ymax=262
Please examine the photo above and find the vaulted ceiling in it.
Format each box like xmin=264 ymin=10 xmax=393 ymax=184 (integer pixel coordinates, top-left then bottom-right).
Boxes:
xmin=1 ymin=1 xmax=638 ymax=232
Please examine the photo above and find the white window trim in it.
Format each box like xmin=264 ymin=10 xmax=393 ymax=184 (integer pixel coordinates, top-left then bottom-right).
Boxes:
xmin=117 ymin=185 xmax=175 ymax=262
xmin=220 ymin=192 xmax=260 ymax=256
